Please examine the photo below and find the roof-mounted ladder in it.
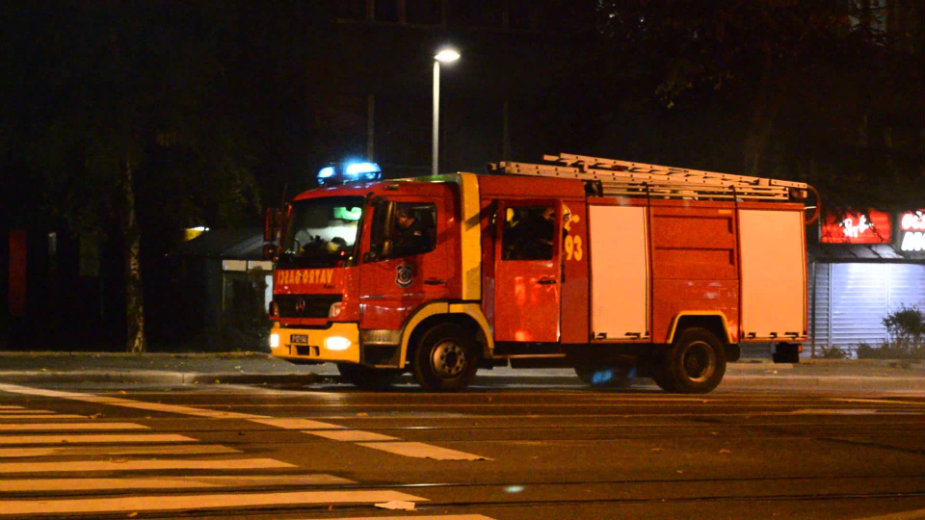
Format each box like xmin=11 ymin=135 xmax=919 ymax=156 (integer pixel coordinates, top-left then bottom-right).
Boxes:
xmin=489 ymin=152 xmax=810 ymax=202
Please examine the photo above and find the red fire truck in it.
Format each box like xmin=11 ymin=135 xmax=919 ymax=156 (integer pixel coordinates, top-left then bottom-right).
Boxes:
xmin=264 ymin=153 xmax=816 ymax=393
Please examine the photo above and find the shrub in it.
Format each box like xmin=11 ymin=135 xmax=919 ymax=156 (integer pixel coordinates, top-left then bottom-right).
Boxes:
xmin=855 ymin=343 xmax=878 ymax=359
xmin=856 ymin=342 xmax=924 ymax=360
xmin=881 ymin=306 xmax=925 ymax=359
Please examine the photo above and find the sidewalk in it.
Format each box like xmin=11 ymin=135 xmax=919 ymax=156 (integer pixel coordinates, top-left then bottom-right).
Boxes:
xmin=0 ymin=351 xmax=923 ymax=390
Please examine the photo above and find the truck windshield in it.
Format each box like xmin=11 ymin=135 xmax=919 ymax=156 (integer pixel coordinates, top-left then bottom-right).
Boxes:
xmin=279 ymin=196 xmax=364 ymax=268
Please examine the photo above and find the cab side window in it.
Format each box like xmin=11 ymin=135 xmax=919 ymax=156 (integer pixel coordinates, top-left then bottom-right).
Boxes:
xmin=502 ymin=205 xmax=555 ymax=260
xmin=370 ymin=201 xmax=437 ymax=260
xmin=392 ymin=202 xmax=436 ymax=257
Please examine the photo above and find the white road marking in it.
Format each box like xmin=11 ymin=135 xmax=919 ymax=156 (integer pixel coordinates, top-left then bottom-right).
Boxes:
xmin=0 ymin=383 xmax=265 ymax=419
xmin=0 ymin=409 xmax=57 ymax=414
xmin=250 ymin=417 xmax=342 ymax=430
xmin=851 ymin=508 xmax=925 ymax=520
xmin=0 ymin=490 xmax=426 ymax=516
xmin=358 ymin=441 xmax=492 ymax=461
xmin=0 ymin=433 xmax=195 ymax=445
xmin=0 ymin=444 xmax=239 ymax=458
xmin=0 ymin=457 xmax=294 ymax=474
xmin=305 ymin=516 xmax=495 ymax=520
xmin=790 ymin=409 xmax=880 ymax=415
xmin=832 ymin=398 xmax=925 ymax=406
xmin=0 ymin=405 xmax=24 ymax=410
xmin=0 ymin=383 xmax=490 ymax=462
xmin=0 ymin=473 xmax=352 ymax=492
xmin=308 ymin=430 xmax=398 ymax=442
xmin=0 ymin=422 xmax=147 ymax=431
xmin=0 ymin=414 xmax=86 ymax=419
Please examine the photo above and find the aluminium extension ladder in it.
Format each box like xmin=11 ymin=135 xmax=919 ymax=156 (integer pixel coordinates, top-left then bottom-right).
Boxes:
xmin=489 ymin=152 xmax=810 ymax=202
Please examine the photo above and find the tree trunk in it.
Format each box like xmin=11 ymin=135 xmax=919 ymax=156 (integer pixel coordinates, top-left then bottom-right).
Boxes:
xmin=123 ymin=158 xmax=146 ymax=353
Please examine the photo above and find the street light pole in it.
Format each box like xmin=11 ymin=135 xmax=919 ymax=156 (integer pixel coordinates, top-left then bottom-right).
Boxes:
xmin=432 ymin=48 xmax=460 ymax=176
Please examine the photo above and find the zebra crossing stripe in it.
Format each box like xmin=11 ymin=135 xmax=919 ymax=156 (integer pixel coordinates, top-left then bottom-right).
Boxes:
xmin=0 ymin=433 xmax=195 ymax=445
xmin=0 ymin=383 xmax=490 ymax=462
xmin=358 ymin=441 xmax=491 ymax=461
xmin=0 ymin=422 xmax=147 ymax=431
xmin=0 ymin=383 xmax=264 ymax=419
xmin=0 ymin=444 xmax=239 ymax=458
xmin=0 ymin=473 xmax=354 ymax=492
xmin=0 ymin=489 xmax=426 ymax=516
xmin=249 ymin=417 xmax=342 ymax=429
xmin=306 ymin=429 xmax=398 ymax=442
xmin=300 ymin=516 xmax=496 ymax=520
xmin=0 ymin=457 xmax=295 ymax=474
xmin=0 ymin=414 xmax=87 ymax=420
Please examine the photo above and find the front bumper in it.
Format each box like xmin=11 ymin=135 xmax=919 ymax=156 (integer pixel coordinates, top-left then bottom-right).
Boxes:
xmin=269 ymin=322 xmax=360 ymax=364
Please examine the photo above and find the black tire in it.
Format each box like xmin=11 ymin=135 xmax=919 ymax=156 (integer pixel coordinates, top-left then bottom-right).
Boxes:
xmin=574 ymin=364 xmax=632 ymax=388
xmin=336 ymin=363 xmax=400 ymax=390
xmin=412 ymin=323 xmax=480 ymax=392
xmin=650 ymin=355 xmax=678 ymax=393
xmin=657 ymin=328 xmax=726 ymax=394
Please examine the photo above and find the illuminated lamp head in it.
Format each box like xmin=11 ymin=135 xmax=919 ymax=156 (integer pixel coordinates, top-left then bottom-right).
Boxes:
xmin=317 ymin=161 xmax=382 ymax=186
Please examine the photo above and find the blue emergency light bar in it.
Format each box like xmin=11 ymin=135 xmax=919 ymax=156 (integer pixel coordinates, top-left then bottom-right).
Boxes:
xmin=317 ymin=161 xmax=382 ymax=186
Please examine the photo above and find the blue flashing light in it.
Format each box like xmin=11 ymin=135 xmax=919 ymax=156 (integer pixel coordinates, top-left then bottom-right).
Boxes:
xmin=317 ymin=161 xmax=382 ymax=185
xmin=345 ymin=161 xmax=381 ymax=180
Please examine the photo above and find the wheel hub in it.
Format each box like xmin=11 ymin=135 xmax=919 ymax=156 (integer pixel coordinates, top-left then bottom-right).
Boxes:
xmin=431 ymin=340 xmax=466 ymax=378
xmin=681 ymin=340 xmax=715 ymax=383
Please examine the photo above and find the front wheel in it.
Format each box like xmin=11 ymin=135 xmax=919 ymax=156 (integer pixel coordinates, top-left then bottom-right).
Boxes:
xmin=654 ymin=328 xmax=726 ymax=394
xmin=412 ymin=323 xmax=480 ymax=392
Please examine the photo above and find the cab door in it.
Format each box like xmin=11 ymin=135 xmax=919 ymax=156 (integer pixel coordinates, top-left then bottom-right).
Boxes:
xmin=359 ymin=186 xmax=452 ymax=331
xmin=492 ymin=201 xmax=561 ymax=342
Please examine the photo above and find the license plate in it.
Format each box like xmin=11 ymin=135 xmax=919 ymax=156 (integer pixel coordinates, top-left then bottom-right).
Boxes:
xmin=290 ymin=334 xmax=309 ymax=345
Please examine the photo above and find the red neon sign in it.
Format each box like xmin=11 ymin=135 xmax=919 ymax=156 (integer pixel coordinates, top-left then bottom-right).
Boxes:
xmin=820 ymin=210 xmax=892 ymax=244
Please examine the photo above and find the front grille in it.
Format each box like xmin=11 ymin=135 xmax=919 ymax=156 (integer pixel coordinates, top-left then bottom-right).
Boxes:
xmin=275 ymin=294 xmax=342 ymax=318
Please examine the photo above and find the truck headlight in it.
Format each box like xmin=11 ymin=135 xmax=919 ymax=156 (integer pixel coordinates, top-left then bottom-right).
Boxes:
xmin=269 ymin=333 xmax=280 ymax=349
xmin=325 ymin=336 xmax=351 ymax=351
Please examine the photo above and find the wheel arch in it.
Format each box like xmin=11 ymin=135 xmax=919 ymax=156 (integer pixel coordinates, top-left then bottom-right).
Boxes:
xmin=399 ymin=302 xmax=493 ymax=367
xmin=666 ymin=312 xmax=732 ymax=346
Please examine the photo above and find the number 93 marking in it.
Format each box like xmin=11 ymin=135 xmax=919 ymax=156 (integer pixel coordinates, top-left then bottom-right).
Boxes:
xmin=564 ymin=235 xmax=583 ymax=261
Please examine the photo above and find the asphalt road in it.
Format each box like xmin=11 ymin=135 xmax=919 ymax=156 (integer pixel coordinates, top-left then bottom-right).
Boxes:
xmin=0 ymin=377 xmax=923 ymax=520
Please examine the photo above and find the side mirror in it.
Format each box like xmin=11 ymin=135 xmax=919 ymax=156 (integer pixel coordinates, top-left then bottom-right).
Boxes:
xmin=264 ymin=208 xmax=283 ymax=242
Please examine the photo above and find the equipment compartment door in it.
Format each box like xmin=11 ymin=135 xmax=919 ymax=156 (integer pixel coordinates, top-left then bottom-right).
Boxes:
xmin=738 ymin=209 xmax=806 ymax=340
xmin=493 ymin=201 xmax=561 ymax=342
xmin=588 ymin=205 xmax=650 ymax=340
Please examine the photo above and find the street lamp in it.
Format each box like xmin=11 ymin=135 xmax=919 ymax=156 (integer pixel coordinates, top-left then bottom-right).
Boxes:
xmin=432 ymin=47 xmax=460 ymax=175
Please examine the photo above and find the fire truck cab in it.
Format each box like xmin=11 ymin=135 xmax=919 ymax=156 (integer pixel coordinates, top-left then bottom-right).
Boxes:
xmin=265 ymin=154 xmax=814 ymax=393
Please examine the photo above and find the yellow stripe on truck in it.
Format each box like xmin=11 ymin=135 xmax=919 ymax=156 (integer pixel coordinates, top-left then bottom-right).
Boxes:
xmin=457 ymin=172 xmax=482 ymax=301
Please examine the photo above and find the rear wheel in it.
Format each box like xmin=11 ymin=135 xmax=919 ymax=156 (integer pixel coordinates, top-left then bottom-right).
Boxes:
xmin=336 ymin=363 xmax=400 ymax=390
xmin=655 ymin=328 xmax=726 ymax=393
xmin=412 ymin=323 xmax=480 ymax=392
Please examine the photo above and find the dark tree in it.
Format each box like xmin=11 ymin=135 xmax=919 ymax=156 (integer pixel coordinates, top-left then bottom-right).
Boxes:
xmin=593 ymin=0 xmax=924 ymax=209
xmin=2 ymin=3 xmax=261 ymax=351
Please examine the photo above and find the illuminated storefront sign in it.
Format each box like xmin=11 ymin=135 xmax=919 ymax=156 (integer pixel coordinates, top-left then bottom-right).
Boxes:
xmin=820 ymin=210 xmax=892 ymax=244
xmin=899 ymin=210 xmax=925 ymax=252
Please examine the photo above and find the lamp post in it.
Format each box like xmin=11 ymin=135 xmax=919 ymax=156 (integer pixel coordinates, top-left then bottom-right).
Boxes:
xmin=432 ymin=47 xmax=460 ymax=176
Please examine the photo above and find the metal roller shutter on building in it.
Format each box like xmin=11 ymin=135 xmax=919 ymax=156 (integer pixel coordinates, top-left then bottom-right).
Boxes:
xmin=826 ymin=263 xmax=925 ymax=351
xmin=809 ymin=263 xmax=832 ymax=352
